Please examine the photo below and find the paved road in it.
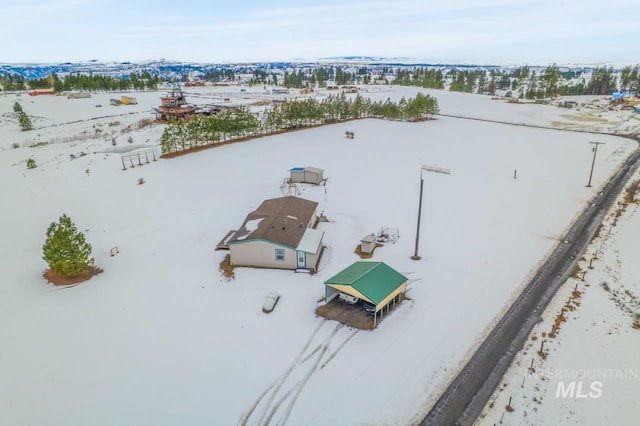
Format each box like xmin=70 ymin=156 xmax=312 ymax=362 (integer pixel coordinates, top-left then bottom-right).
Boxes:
xmin=420 ymin=119 xmax=640 ymax=426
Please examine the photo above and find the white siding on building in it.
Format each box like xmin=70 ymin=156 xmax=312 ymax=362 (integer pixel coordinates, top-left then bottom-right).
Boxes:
xmin=229 ymin=240 xmax=296 ymax=269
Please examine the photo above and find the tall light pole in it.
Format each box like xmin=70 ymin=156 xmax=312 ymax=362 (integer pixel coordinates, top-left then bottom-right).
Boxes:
xmin=412 ymin=164 xmax=451 ymax=260
xmin=586 ymin=141 xmax=605 ymax=187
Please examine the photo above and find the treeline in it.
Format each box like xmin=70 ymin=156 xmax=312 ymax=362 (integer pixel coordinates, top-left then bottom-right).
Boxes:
xmin=1 ymin=72 xmax=158 ymax=93
xmin=249 ymin=66 xmax=374 ymax=88
xmin=393 ymin=64 xmax=639 ymax=99
xmin=394 ymin=68 xmax=445 ymax=89
xmin=619 ymin=65 xmax=640 ymax=92
xmin=62 ymin=72 xmax=158 ymax=91
xmin=201 ymin=69 xmax=236 ymax=82
xmin=160 ymin=93 xmax=439 ymax=154
xmin=1 ymin=75 xmax=27 ymax=91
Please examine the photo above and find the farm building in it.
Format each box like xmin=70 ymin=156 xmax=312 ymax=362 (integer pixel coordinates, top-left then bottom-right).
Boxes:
xmin=360 ymin=234 xmax=377 ymax=254
xmin=120 ymin=96 xmax=138 ymax=105
xmin=341 ymin=85 xmax=359 ymax=93
xmin=290 ymin=166 xmax=324 ymax=185
xmin=67 ymin=91 xmax=91 ymax=99
xmin=324 ymin=262 xmax=408 ymax=326
xmin=154 ymin=85 xmax=196 ymax=120
xmin=227 ymin=196 xmax=324 ymax=272
xmin=28 ymin=89 xmax=55 ymax=96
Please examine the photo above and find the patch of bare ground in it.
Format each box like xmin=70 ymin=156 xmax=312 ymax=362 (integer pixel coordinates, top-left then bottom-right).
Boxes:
xmin=43 ymin=266 xmax=103 ymax=286
xmin=633 ymin=315 xmax=640 ymax=330
xmin=612 ymin=179 xmax=640 ymax=226
xmin=219 ymin=254 xmax=235 ymax=280
xmin=316 ymin=294 xmax=407 ymax=330
xmin=354 ymin=243 xmax=384 ymax=259
xmin=601 ymin=281 xmax=640 ymax=328
xmin=316 ymin=299 xmax=375 ymax=330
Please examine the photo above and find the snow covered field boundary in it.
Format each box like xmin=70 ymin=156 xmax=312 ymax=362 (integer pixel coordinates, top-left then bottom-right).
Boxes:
xmin=420 ymin=128 xmax=640 ymax=424
xmin=477 ymin=165 xmax=640 ymax=426
xmin=2 ymin=87 xmax=638 ymax=426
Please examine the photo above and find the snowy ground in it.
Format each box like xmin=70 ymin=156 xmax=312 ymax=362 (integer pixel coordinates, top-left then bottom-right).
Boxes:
xmin=476 ymin=170 xmax=640 ymax=426
xmin=0 ymin=86 xmax=637 ymax=426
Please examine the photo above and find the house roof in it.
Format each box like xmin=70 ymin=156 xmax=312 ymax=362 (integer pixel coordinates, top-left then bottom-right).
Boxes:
xmin=324 ymin=262 xmax=408 ymax=305
xmin=296 ymin=228 xmax=324 ymax=254
xmin=228 ymin=196 xmax=318 ymax=248
xmin=304 ymin=166 xmax=324 ymax=174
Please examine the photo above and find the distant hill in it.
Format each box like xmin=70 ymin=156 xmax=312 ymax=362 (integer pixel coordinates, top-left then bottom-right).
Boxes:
xmin=0 ymin=58 xmax=611 ymax=81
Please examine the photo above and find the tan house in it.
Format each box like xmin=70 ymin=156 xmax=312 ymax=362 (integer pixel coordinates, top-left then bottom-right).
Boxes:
xmin=227 ymin=196 xmax=324 ymax=272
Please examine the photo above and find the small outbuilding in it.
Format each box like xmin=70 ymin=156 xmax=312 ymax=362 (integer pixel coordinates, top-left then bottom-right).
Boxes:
xmin=324 ymin=262 xmax=408 ymax=326
xmin=360 ymin=234 xmax=377 ymax=254
xmin=290 ymin=166 xmax=324 ymax=185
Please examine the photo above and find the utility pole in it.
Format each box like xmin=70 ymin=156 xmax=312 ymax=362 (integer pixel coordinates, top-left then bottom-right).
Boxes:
xmin=587 ymin=141 xmax=605 ymax=187
xmin=412 ymin=175 xmax=425 ymax=260
xmin=412 ymin=164 xmax=451 ymax=260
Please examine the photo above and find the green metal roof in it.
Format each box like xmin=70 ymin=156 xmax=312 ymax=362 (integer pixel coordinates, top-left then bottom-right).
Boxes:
xmin=324 ymin=262 xmax=408 ymax=305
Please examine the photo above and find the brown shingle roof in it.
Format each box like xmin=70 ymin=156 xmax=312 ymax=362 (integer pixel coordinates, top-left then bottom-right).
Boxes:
xmin=228 ymin=196 xmax=318 ymax=248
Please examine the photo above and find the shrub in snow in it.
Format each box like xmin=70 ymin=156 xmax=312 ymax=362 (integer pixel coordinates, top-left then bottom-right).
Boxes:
xmin=42 ymin=214 xmax=94 ymax=277
xmin=26 ymin=158 xmax=37 ymax=169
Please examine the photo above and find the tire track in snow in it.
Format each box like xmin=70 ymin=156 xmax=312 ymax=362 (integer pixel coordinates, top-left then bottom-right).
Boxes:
xmin=239 ymin=319 xmax=326 ymax=426
xmin=240 ymin=321 xmax=359 ymax=426
xmin=265 ymin=323 xmax=343 ymax=426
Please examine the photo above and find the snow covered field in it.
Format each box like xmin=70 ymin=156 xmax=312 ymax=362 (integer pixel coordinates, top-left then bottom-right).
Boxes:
xmin=477 ymin=170 xmax=640 ymax=426
xmin=0 ymin=86 xmax=637 ymax=425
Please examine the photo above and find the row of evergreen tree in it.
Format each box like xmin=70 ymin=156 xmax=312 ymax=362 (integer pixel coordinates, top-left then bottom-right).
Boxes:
xmin=160 ymin=93 xmax=439 ymax=154
xmin=1 ymin=72 xmax=158 ymax=92
xmin=249 ymin=66 xmax=375 ymax=88
xmin=391 ymin=64 xmax=639 ymax=99
xmin=4 ymin=64 xmax=638 ymax=97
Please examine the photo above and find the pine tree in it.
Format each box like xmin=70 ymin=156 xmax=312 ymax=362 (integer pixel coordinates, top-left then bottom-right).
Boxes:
xmin=18 ymin=111 xmax=33 ymax=131
xmin=13 ymin=101 xmax=23 ymax=113
xmin=42 ymin=214 xmax=94 ymax=277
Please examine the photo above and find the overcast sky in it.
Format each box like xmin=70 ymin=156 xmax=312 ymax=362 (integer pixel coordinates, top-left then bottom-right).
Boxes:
xmin=3 ymin=0 xmax=638 ymax=65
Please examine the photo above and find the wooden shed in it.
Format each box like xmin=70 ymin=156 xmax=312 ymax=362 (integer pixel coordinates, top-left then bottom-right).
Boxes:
xmin=290 ymin=166 xmax=324 ymax=185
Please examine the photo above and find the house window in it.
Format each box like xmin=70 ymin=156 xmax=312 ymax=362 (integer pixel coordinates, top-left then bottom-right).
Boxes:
xmin=275 ymin=249 xmax=285 ymax=261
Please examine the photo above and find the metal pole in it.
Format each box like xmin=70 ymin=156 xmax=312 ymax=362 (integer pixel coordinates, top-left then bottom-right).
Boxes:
xmin=412 ymin=174 xmax=424 ymax=260
xmin=412 ymin=164 xmax=450 ymax=261
xmin=587 ymin=141 xmax=604 ymax=187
